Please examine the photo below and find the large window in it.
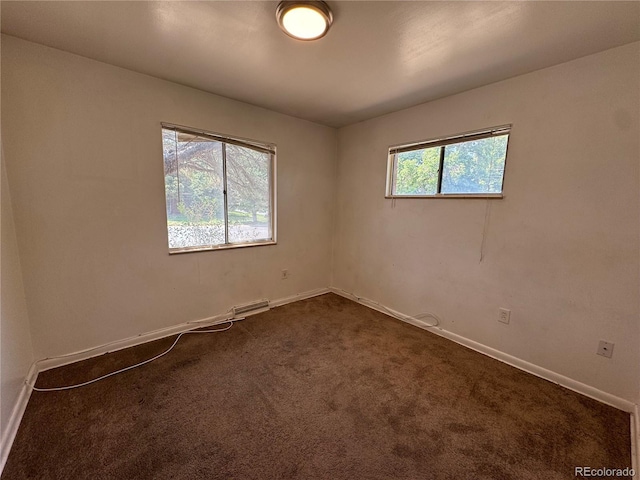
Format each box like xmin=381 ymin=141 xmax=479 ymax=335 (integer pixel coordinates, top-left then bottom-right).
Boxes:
xmin=386 ymin=125 xmax=511 ymax=198
xmin=161 ymin=124 xmax=275 ymax=253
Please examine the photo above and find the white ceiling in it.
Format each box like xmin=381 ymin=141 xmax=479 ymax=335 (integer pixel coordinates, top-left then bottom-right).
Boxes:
xmin=2 ymin=1 xmax=639 ymax=127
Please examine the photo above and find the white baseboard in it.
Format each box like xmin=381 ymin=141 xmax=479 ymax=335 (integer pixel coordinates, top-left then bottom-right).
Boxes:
xmin=0 ymin=363 xmax=38 ymax=474
xmin=329 ymin=287 xmax=635 ymax=413
xmin=269 ymin=287 xmax=330 ymax=308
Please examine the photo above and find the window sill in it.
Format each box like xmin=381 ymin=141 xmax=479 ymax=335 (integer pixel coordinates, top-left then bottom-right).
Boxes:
xmin=385 ymin=193 xmax=503 ymax=199
xmin=169 ymin=240 xmax=277 ymax=255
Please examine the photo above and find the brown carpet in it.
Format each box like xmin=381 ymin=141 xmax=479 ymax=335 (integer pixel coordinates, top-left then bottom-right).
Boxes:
xmin=2 ymin=293 xmax=632 ymax=479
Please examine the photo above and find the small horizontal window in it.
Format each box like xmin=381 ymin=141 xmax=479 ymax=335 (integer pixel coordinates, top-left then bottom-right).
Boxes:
xmin=161 ymin=124 xmax=276 ymax=253
xmin=386 ymin=125 xmax=511 ymax=198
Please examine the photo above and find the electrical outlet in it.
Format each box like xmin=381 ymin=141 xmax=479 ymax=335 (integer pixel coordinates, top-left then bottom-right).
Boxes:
xmin=498 ymin=308 xmax=510 ymax=324
xmin=281 ymin=269 xmax=289 ymax=280
xmin=596 ymin=340 xmax=614 ymax=358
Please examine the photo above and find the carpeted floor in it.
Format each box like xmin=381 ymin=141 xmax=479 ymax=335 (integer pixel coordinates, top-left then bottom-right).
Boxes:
xmin=2 ymin=293 xmax=632 ymax=479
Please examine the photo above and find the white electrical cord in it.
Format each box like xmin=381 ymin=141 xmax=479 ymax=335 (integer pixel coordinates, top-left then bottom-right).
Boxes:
xmin=29 ymin=322 xmax=235 ymax=392
xmin=31 ymin=310 xmax=236 ymax=363
xmin=332 ymin=287 xmax=441 ymax=328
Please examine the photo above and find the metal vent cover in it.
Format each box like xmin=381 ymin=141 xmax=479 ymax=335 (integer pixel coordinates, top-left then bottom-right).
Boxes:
xmin=232 ymin=300 xmax=270 ymax=316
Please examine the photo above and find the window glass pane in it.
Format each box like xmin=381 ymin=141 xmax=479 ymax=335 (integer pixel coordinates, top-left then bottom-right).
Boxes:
xmin=225 ymin=144 xmax=272 ymax=244
xmin=441 ymin=135 xmax=508 ymax=194
xmin=394 ymin=146 xmax=440 ymax=195
xmin=163 ymin=130 xmax=225 ymax=249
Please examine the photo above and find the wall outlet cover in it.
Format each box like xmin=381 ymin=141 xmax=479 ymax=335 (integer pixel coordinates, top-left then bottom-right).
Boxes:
xmin=498 ymin=308 xmax=511 ymax=324
xmin=596 ymin=340 xmax=614 ymax=358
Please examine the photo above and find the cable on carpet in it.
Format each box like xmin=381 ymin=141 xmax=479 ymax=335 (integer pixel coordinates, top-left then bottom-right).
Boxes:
xmin=28 ymin=321 xmax=235 ymax=392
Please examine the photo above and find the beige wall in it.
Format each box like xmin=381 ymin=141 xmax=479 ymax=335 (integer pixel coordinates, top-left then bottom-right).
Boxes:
xmin=1 ymin=35 xmax=337 ymax=359
xmin=1 ymin=148 xmax=35 ymax=438
xmin=333 ymin=42 xmax=640 ymax=402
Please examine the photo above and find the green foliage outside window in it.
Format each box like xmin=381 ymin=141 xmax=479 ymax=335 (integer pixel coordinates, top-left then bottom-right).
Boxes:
xmin=394 ymin=134 xmax=508 ymax=195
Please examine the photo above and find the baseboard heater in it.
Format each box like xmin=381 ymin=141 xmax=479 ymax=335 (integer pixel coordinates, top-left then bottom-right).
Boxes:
xmin=232 ymin=299 xmax=270 ymax=317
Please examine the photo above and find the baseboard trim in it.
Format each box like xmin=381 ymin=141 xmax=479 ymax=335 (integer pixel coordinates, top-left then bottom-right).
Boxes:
xmin=329 ymin=287 xmax=635 ymax=413
xmin=0 ymin=363 xmax=38 ymax=474
xmin=269 ymin=287 xmax=330 ymax=308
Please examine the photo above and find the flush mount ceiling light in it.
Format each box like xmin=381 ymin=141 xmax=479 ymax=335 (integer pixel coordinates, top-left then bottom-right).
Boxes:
xmin=276 ymin=1 xmax=333 ymax=41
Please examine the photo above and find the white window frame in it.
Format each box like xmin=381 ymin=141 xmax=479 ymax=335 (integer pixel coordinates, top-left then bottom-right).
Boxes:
xmin=161 ymin=122 xmax=277 ymax=254
xmin=386 ymin=124 xmax=511 ymax=199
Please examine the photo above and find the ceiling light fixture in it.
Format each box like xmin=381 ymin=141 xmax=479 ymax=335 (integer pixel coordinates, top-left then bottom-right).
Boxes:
xmin=276 ymin=1 xmax=333 ymax=41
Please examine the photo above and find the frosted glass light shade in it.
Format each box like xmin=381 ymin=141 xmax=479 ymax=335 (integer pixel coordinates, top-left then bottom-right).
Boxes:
xmin=276 ymin=2 xmax=333 ymax=41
